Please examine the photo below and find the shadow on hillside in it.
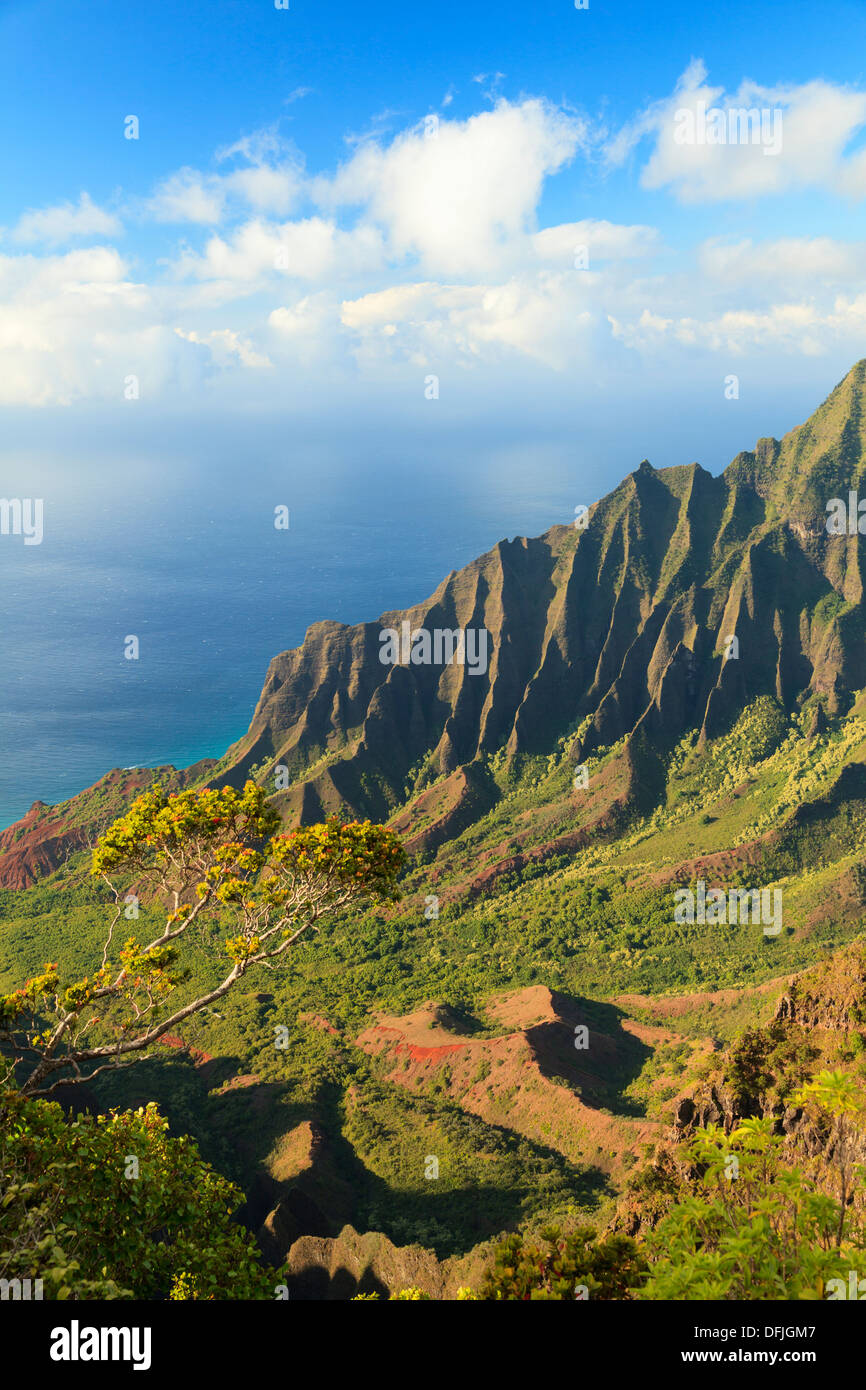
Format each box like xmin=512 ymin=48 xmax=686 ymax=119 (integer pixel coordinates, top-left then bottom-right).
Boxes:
xmin=524 ymin=991 xmax=656 ymax=1118
xmin=84 ymin=1040 xmax=615 ymax=1265
xmin=288 ymin=1262 xmax=392 ymax=1301
xmin=309 ymin=1077 xmax=612 ymax=1260
xmin=87 ymin=1050 xmax=309 ymax=1190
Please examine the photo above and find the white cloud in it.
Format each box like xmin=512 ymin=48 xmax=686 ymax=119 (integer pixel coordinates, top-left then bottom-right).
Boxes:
xmin=174 ymin=326 xmax=271 ymax=368
xmin=147 ymin=164 xmax=301 ymax=225
xmin=215 ymin=128 xmax=304 ymax=213
xmin=533 ymin=219 xmax=660 ymax=265
xmin=608 ymin=60 xmax=866 ymax=202
xmin=608 ymin=294 xmax=866 ymax=359
xmin=0 ymin=247 xmax=187 ymax=406
xmin=699 ymin=236 xmax=866 ymax=285
xmin=9 ymin=88 xmax=866 ymax=410
xmin=340 ymin=274 xmax=595 ymax=370
xmin=9 ymin=193 xmax=122 ymax=246
xmin=146 ymin=127 xmax=304 ymax=224
xmin=269 ymin=293 xmax=334 ymax=338
xmin=148 ymin=169 xmax=226 ymax=224
xmin=223 ymin=164 xmax=300 ymax=215
xmin=174 ymin=217 xmax=384 ymax=286
xmin=315 ymin=99 xmax=586 ymax=275
xmin=215 ymin=127 xmax=287 ymax=166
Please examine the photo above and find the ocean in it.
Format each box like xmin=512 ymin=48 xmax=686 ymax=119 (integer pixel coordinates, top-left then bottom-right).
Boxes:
xmin=0 ymin=428 xmax=587 ymax=830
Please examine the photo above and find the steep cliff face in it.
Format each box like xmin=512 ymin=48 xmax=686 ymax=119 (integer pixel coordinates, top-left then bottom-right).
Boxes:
xmin=4 ymin=362 xmax=866 ymax=884
xmin=283 ymin=1223 xmax=487 ymax=1300
xmin=208 ymin=361 xmax=866 ymax=828
xmin=676 ymin=944 xmax=866 ymax=1134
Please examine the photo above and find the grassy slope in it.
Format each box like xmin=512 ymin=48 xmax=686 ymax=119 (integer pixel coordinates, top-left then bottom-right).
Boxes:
xmin=3 ymin=689 xmax=865 ymax=1264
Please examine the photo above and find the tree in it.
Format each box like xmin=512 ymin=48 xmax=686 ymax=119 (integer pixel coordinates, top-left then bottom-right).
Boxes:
xmin=0 ymin=781 xmax=406 ymax=1096
xmin=638 ymin=1115 xmax=864 ymax=1300
xmin=0 ymin=1087 xmax=274 ymax=1299
xmin=793 ymin=1069 xmax=864 ymax=1248
xmin=480 ymin=1225 xmax=647 ymax=1300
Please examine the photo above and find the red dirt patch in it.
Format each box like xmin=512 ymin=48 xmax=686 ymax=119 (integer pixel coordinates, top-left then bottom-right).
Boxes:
xmin=356 ymin=987 xmax=664 ymax=1178
xmin=299 ymin=1012 xmax=340 ymax=1037
xmin=160 ymin=1032 xmax=214 ymax=1066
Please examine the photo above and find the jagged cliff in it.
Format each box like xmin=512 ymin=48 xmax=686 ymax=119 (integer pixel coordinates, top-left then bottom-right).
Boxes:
xmin=210 ymin=360 xmax=866 ymax=829
xmin=4 ymin=365 xmax=866 ymax=1295
xmin=4 ymin=361 xmax=866 ymax=884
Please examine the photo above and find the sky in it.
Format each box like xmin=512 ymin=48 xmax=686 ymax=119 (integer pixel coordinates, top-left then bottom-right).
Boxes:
xmin=1 ymin=0 xmax=866 ymax=468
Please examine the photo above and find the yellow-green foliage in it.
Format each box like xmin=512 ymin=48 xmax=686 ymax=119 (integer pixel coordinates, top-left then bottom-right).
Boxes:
xmin=0 ymin=1088 xmax=274 ymax=1299
xmin=639 ymin=1110 xmax=864 ymax=1301
xmin=2 ymin=782 xmax=406 ymax=1096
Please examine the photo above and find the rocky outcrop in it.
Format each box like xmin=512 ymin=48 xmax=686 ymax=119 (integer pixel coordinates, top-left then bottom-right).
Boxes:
xmin=284 ymin=1224 xmax=487 ymax=1300
xmin=618 ymin=943 xmax=866 ymax=1236
xmin=285 ymin=1225 xmax=448 ymax=1299
xmin=253 ymin=1120 xmax=355 ymax=1266
xmin=204 ymin=360 xmax=866 ymax=830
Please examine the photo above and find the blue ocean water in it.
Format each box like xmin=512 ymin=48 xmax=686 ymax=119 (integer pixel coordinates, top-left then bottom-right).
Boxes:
xmin=0 ymin=426 xmax=588 ymax=830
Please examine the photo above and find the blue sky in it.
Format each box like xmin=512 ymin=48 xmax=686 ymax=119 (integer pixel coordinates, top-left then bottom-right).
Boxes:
xmin=4 ymin=0 xmax=866 ymax=230
xmin=2 ymin=0 xmax=866 ymax=471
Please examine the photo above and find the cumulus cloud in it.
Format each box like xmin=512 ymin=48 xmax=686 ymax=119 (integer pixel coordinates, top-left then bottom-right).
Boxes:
xmin=174 ymin=326 xmax=271 ymax=368
xmin=314 ymin=99 xmax=586 ymax=275
xmin=269 ymin=292 xmax=335 ymax=340
xmin=339 ymin=274 xmax=595 ymax=370
xmin=533 ymin=219 xmax=660 ymax=265
xmin=698 ymin=236 xmax=866 ymax=285
xmin=174 ymin=217 xmax=384 ymax=287
xmin=147 ymin=127 xmax=304 ymax=224
xmin=8 ymin=193 xmax=122 ymax=246
xmin=608 ymin=294 xmax=866 ymax=359
xmin=0 ymin=247 xmax=182 ymax=406
xmin=608 ymin=60 xmax=866 ymax=202
xmin=8 ymin=87 xmax=866 ymax=409
xmin=148 ymin=169 xmax=226 ymax=225
xmin=223 ymin=164 xmax=300 ymax=215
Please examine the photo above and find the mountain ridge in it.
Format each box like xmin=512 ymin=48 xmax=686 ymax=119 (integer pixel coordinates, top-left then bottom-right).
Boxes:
xmin=4 ymin=359 xmax=866 ymax=888
xmin=205 ymin=357 xmax=866 ymax=833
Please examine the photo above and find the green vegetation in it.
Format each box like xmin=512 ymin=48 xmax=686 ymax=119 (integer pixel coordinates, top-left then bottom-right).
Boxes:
xmin=0 ymin=1087 xmax=272 ymax=1299
xmin=3 ymin=689 xmax=866 ymax=1298
xmin=342 ymin=1081 xmax=604 ymax=1255
xmin=1 ymin=781 xmax=404 ymax=1097
xmin=640 ymin=1109 xmax=861 ymax=1301
xmin=481 ymin=1225 xmax=646 ymax=1300
xmin=6 ymin=369 xmax=866 ymax=1300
